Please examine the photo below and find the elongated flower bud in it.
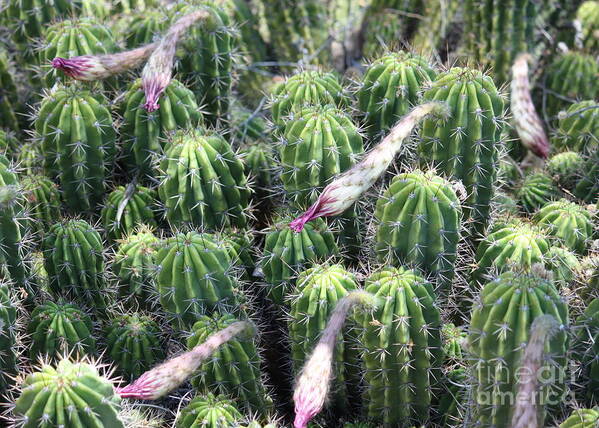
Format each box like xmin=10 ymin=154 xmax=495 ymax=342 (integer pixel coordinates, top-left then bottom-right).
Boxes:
xmin=141 ymin=9 xmax=209 ymax=111
xmin=510 ymin=315 xmax=560 ymax=428
xmin=293 ymin=290 xmax=377 ymax=428
xmin=289 ymin=102 xmax=449 ymax=232
xmin=51 ymin=43 xmax=158 ymax=81
xmin=511 ymin=54 xmax=550 ymax=159
xmin=116 ymin=321 xmax=253 ymax=400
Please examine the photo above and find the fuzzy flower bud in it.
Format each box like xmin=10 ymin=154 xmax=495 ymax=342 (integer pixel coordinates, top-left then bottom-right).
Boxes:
xmin=290 ymin=102 xmax=449 ymax=232
xmin=510 ymin=54 xmax=550 ymax=159
xmin=117 ymin=321 xmax=253 ymax=400
xmin=293 ymin=291 xmax=377 ymax=428
xmin=51 ymin=43 xmax=158 ymax=81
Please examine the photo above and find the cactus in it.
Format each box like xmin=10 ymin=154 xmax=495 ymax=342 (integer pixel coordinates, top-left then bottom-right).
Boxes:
xmin=0 ymin=49 xmax=21 ymax=133
xmin=155 ymin=231 xmax=240 ymax=328
xmin=442 ymin=323 xmax=466 ymax=361
xmin=418 ymin=67 xmax=505 ymax=235
xmin=577 ymin=1 xmax=599 ymax=53
xmin=437 ymin=368 xmax=467 ymax=427
xmin=113 ymin=0 xmax=157 ymax=14
xmin=0 ymin=129 xmax=18 ymax=157
xmin=39 ymin=18 xmax=117 ymax=87
xmin=270 ymin=71 xmax=348 ymax=126
xmin=560 ymin=408 xmax=599 ymax=428
xmin=544 ymin=52 xmax=599 ymax=118
xmin=120 ymin=78 xmax=202 ymax=177
xmin=158 ymin=129 xmax=250 ymax=230
xmin=28 ymin=300 xmax=96 ymax=361
xmin=241 ymin=142 xmax=275 ymax=195
xmin=222 ymin=229 xmax=255 ymax=279
xmin=574 ymin=150 xmax=599 ymax=203
xmin=279 ymin=104 xmax=364 ymax=206
xmin=261 ymin=217 xmax=338 ymax=305
xmin=288 ymin=264 xmax=358 ymax=412
xmin=533 ymin=199 xmax=593 ymax=255
xmin=545 ymin=246 xmax=581 ymax=288
xmin=573 ymin=298 xmax=599 ymax=404
xmin=547 ymin=151 xmax=584 ymax=190
xmin=124 ymin=10 xmax=169 ymax=48
xmin=357 ymin=51 xmax=436 ymax=139
xmin=516 ymin=171 xmax=560 ymax=213
xmin=101 ymin=184 xmax=158 ymax=242
xmin=555 ymin=100 xmax=599 ymax=154
xmin=411 ymin=0 xmax=461 ymax=55
xmin=177 ymin=393 xmax=243 ymax=428
xmin=43 ymin=219 xmax=108 ymax=311
xmin=21 ymin=175 xmax=61 ymax=235
xmin=16 ymin=142 xmax=43 ymax=176
xmin=358 ymin=267 xmax=442 ymax=426
xmin=374 ymin=169 xmax=461 ymax=290
xmin=36 ymin=86 xmax=116 ymax=212
xmin=12 ymin=358 xmax=123 ymax=428
xmin=468 ymin=271 xmax=569 ymax=428
xmin=113 ymin=226 xmax=160 ymax=310
xmin=472 ymin=220 xmax=550 ymax=286
xmin=171 ymin=1 xmax=237 ymax=126
xmin=0 ymin=282 xmax=17 ymax=393
xmin=187 ymin=313 xmax=269 ymax=411
xmin=104 ymin=313 xmax=165 ymax=380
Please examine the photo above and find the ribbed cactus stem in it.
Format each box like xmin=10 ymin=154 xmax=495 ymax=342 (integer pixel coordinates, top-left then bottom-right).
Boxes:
xmin=510 ymin=54 xmax=550 ymax=159
xmin=289 ymin=102 xmax=448 ymax=232
xmin=510 ymin=315 xmax=561 ymax=428
xmin=141 ymin=9 xmax=209 ymax=112
xmin=293 ymin=290 xmax=377 ymax=428
xmin=117 ymin=321 xmax=253 ymax=400
xmin=51 ymin=42 xmax=158 ymax=81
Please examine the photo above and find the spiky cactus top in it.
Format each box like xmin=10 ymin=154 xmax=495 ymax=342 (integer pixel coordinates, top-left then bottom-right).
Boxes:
xmin=21 ymin=175 xmax=61 ymax=235
xmin=547 ymin=151 xmax=584 ymax=189
xmin=516 ymin=172 xmax=560 ymax=213
xmin=555 ymin=100 xmax=599 ymax=154
xmin=577 ymin=1 xmax=599 ymax=53
xmin=101 ymin=184 xmax=158 ymax=242
xmin=560 ymin=408 xmax=599 ymax=428
xmin=534 ymin=199 xmax=593 ymax=255
xmin=177 ymin=393 xmax=243 ymax=428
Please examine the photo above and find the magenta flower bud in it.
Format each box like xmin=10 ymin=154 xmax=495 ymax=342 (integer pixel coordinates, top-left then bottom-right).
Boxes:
xmin=293 ymin=291 xmax=377 ymax=428
xmin=511 ymin=54 xmax=550 ymax=159
xmin=117 ymin=321 xmax=253 ymax=400
xmin=290 ymin=102 xmax=449 ymax=232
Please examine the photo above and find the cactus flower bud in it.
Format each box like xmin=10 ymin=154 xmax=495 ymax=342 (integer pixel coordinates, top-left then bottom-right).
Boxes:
xmin=510 ymin=54 xmax=550 ymax=159
xmin=290 ymin=102 xmax=449 ymax=232
xmin=51 ymin=43 xmax=158 ymax=81
xmin=293 ymin=291 xmax=377 ymax=428
xmin=117 ymin=321 xmax=253 ymax=400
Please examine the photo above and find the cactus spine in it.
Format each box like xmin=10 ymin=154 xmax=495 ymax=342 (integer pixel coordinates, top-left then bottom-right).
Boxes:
xmin=101 ymin=184 xmax=158 ymax=242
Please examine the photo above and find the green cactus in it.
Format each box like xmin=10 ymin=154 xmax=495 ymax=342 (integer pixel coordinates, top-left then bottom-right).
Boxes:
xmin=187 ymin=313 xmax=269 ymax=411
xmin=472 ymin=220 xmax=550 ymax=286
xmin=0 ymin=49 xmax=21 ymax=133
xmin=411 ymin=0 xmax=461 ymax=55
xmin=468 ymin=271 xmax=569 ymax=428
xmin=0 ymin=129 xmax=18 ymax=157
xmin=124 ymin=10 xmax=169 ymax=48
xmin=289 ymin=264 xmax=358 ymax=411
xmin=374 ymin=170 xmax=461 ymax=290
xmin=241 ymin=142 xmax=275 ymax=194
xmin=577 ymin=1 xmax=599 ymax=52
xmin=43 ymin=219 xmax=108 ymax=311
xmin=158 ymin=129 xmax=250 ymax=230
xmin=270 ymin=71 xmax=348 ymax=126
xmin=16 ymin=142 xmax=43 ymax=176
xmin=230 ymin=105 xmax=269 ymax=143
xmin=177 ymin=393 xmax=243 ymax=428
xmin=222 ymin=228 xmax=255 ymax=279
xmin=28 ymin=300 xmax=96 ymax=360
xmin=545 ymin=246 xmax=582 ymax=288
xmin=357 ymin=51 xmax=436 ymax=138
xmin=104 ymin=312 xmax=165 ymax=380
xmin=547 ymin=151 xmax=585 ymax=189
xmin=516 ymin=171 xmax=560 ymax=213
xmin=155 ymin=231 xmax=240 ymax=328
xmin=418 ymin=67 xmax=505 ymax=235
xmin=101 ymin=184 xmax=158 ymax=242
xmin=534 ymin=199 xmax=593 ymax=255
xmin=544 ymin=51 xmax=599 ymax=118
xmin=437 ymin=368 xmax=467 ymax=427
xmin=120 ymin=78 xmax=202 ymax=178
xmin=574 ymin=150 xmax=599 ymax=203
xmin=39 ymin=18 xmax=116 ymax=87
xmin=172 ymin=1 xmax=237 ymax=127
xmin=573 ymin=299 xmax=599 ymax=404
xmin=13 ymin=358 xmax=123 ymax=428
xmin=0 ymin=282 xmax=17 ymax=393
xmin=560 ymin=408 xmax=599 ymax=428
xmin=112 ymin=0 xmax=157 ymax=14
xmin=279 ymin=104 xmax=364 ymax=206
xmin=359 ymin=267 xmax=442 ymax=426
xmin=442 ymin=323 xmax=466 ymax=361
xmin=21 ymin=175 xmax=61 ymax=235
xmin=36 ymin=86 xmax=116 ymax=212
xmin=261 ymin=217 xmax=339 ymax=305
xmin=555 ymin=100 xmax=598 ymax=154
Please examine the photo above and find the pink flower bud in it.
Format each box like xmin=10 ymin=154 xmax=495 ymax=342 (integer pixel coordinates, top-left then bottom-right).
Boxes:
xmin=290 ymin=102 xmax=449 ymax=232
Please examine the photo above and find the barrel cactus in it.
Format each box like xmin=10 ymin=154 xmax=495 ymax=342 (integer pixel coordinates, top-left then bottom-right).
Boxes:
xmin=555 ymin=100 xmax=598 ymax=154
xmin=0 ymin=282 xmax=17 ymax=393
xmin=124 ymin=10 xmax=169 ymax=48
xmin=573 ymin=298 xmax=599 ymax=404
xmin=418 ymin=67 xmax=505 ymax=235
xmin=374 ymin=170 xmax=461 ymax=290
xmin=21 ymin=175 xmax=61 ymax=235
xmin=357 ymin=52 xmax=436 ymax=138
xmin=468 ymin=271 xmax=569 ymax=428
xmin=547 ymin=151 xmax=585 ymax=189
xmin=155 ymin=231 xmax=240 ymax=328
xmin=560 ymin=408 xmax=599 ymax=428
xmin=545 ymin=246 xmax=582 ymax=288
xmin=0 ymin=49 xmax=21 ymax=133
xmin=574 ymin=150 xmax=599 ymax=203
xmin=104 ymin=312 xmax=165 ymax=380
xmin=36 ymin=86 xmax=116 ymax=212
xmin=279 ymin=104 xmax=364 ymax=206
xmin=113 ymin=0 xmax=157 ymax=14
xmin=261 ymin=217 xmax=339 ymax=305
xmin=177 ymin=393 xmax=243 ymax=428
xmin=516 ymin=171 xmax=560 ymax=213
xmin=43 ymin=219 xmax=108 ymax=311
xmin=158 ymin=129 xmax=250 ymax=230
xmin=577 ymin=1 xmax=599 ymax=53
xmin=442 ymin=323 xmax=467 ymax=361
xmin=241 ymin=142 xmax=275 ymax=195
xmin=16 ymin=142 xmax=43 ymax=176
xmin=101 ymin=185 xmax=157 ymax=242
xmin=358 ymin=267 xmax=442 ymax=427
xmin=534 ymin=199 xmax=593 ymax=255
xmin=12 ymin=358 xmax=123 ymax=428
xmin=120 ymin=78 xmax=202 ymax=177
xmin=28 ymin=300 xmax=96 ymax=360
xmin=187 ymin=313 xmax=269 ymax=411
